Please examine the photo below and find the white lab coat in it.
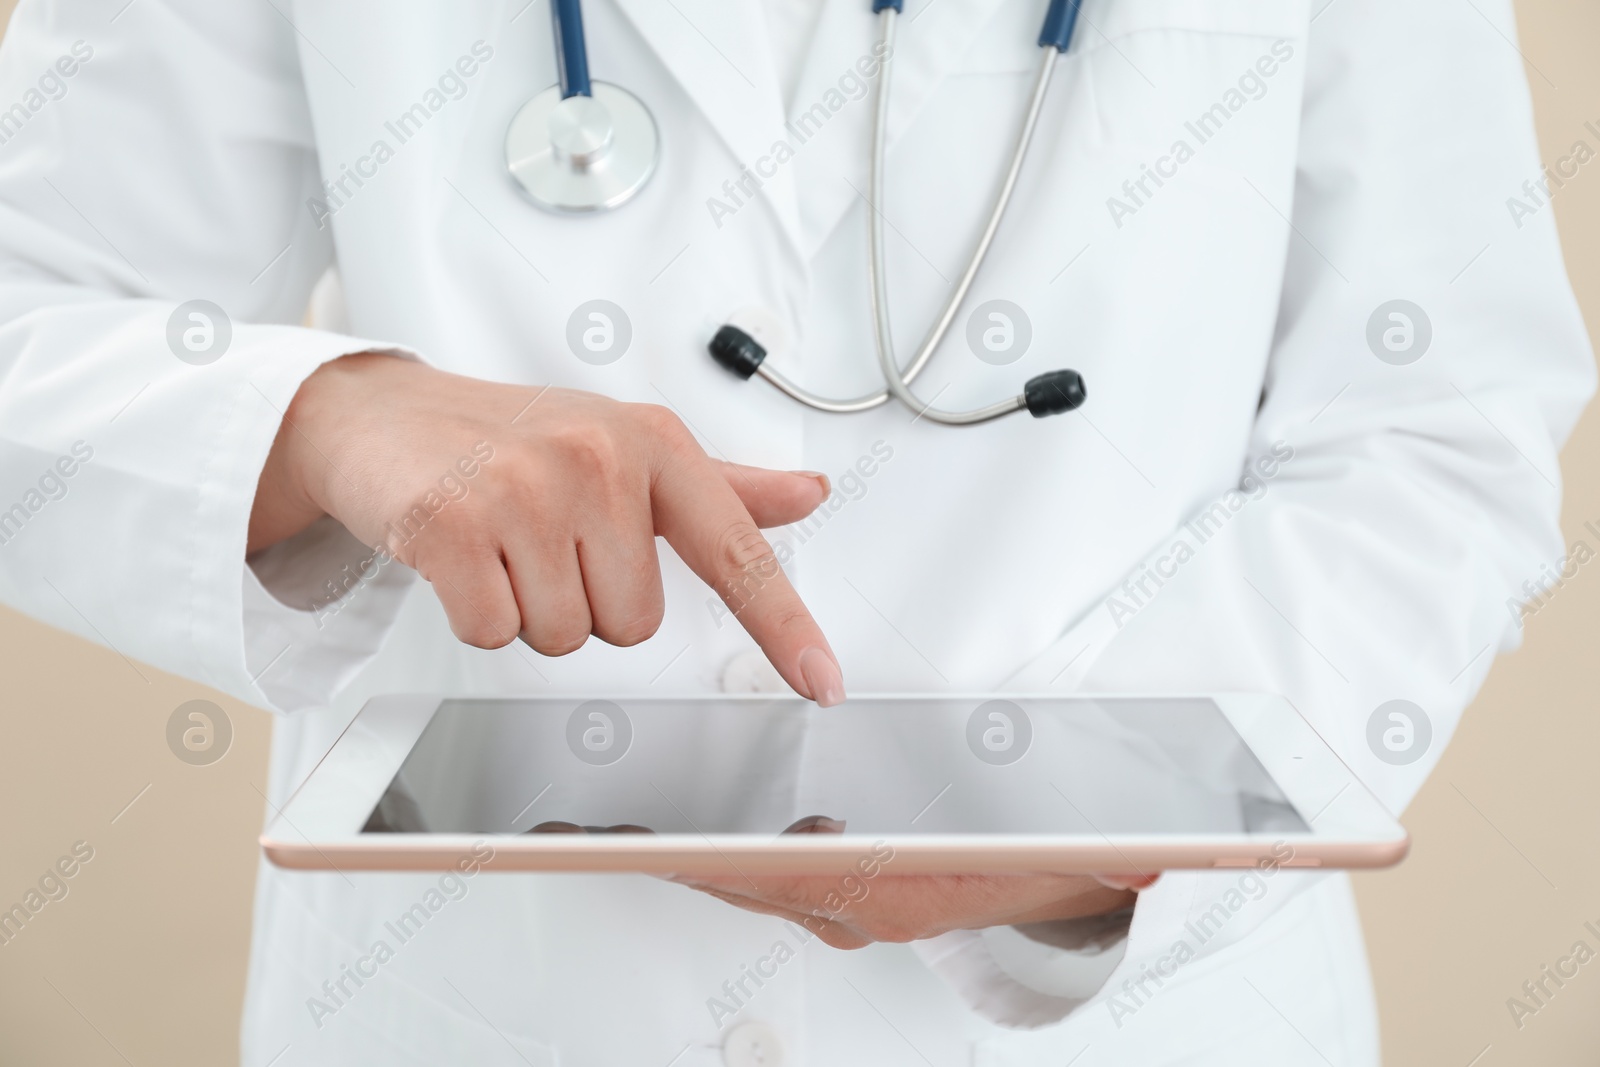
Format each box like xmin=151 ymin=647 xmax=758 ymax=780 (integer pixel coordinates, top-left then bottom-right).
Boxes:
xmin=0 ymin=0 xmax=1589 ymax=1063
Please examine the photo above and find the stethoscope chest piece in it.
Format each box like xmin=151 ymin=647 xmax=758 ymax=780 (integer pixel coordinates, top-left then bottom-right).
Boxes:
xmin=505 ymin=81 xmax=658 ymax=214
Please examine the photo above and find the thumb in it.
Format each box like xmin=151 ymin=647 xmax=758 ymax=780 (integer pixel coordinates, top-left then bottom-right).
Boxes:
xmin=715 ymin=461 xmax=832 ymax=528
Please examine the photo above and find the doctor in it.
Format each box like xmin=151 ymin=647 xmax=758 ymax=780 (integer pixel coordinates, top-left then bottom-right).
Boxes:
xmin=0 ymin=0 xmax=1589 ymax=1064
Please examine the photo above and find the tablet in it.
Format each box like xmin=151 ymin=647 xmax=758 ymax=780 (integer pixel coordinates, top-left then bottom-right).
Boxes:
xmin=261 ymin=693 xmax=1408 ymax=875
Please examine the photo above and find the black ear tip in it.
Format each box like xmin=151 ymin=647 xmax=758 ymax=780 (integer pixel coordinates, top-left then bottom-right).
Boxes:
xmin=1023 ymin=370 xmax=1086 ymax=417
xmin=708 ymin=324 xmax=767 ymax=380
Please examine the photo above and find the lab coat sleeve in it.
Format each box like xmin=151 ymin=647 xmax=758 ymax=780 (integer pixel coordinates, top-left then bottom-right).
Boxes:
xmin=0 ymin=1 xmax=419 ymax=712
xmin=914 ymin=0 xmax=1596 ymax=1029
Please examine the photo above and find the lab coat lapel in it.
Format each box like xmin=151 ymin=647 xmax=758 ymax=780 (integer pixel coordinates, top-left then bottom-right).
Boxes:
xmin=610 ymin=0 xmax=805 ymax=254
xmin=787 ymin=0 xmax=1017 ymax=259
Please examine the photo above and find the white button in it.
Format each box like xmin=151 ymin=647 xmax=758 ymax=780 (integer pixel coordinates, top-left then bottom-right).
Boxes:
xmin=722 ymin=1021 xmax=784 ymax=1067
xmin=720 ymin=649 xmax=788 ymax=694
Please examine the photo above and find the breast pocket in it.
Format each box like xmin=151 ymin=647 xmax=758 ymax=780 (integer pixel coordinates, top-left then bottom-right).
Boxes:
xmin=958 ymin=0 xmax=1306 ymax=74
xmin=926 ymin=0 xmax=1312 ymax=477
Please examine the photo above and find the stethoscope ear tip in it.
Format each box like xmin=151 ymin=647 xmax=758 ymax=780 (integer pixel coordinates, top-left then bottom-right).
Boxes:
xmin=708 ymin=324 xmax=767 ymax=381
xmin=1023 ymin=370 xmax=1087 ymax=417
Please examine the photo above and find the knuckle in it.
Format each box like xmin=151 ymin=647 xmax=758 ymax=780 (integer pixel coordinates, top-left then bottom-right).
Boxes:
xmin=632 ymin=402 xmax=677 ymax=433
xmin=633 ymin=403 xmax=695 ymax=450
xmin=595 ymin=598 xmax=665 ymax=648
xmin=450 ymin=611 xmax=518 ymax=650
xmin=545 ymin=425 xmax=626 ymax=483
xmin=763 ymin=601 xmax=813 ymax=639
xmin=528 ymin=632 xmax=589 ymax=657
xmin=437 ymin=506 xmax=499 ymax=550
xmin=468 ymin=456 xmax=521 ymax=506
xmin=715 ymin=521 xmax=779 ymax=584
xmin=524 ymin=605 xmax=594 ymax=657
xmin=427 ymin=557 xmax=520 ymax=651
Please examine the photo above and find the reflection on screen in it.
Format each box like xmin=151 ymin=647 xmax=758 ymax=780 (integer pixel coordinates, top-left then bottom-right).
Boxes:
xmin=362 ymin=697 xmax=1308 ymax=837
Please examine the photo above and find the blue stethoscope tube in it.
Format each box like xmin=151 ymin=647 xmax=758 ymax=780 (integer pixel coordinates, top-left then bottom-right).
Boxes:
xmin=1038 ymin=0 xmax=1084 ymax=52
xmin=873 ymin=0 xmax=1082 ymax=52
xmin=551 ymin=0 xmax=592 ymax=98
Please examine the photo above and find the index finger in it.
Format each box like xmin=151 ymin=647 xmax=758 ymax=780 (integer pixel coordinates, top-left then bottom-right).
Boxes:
xmin=650 ymin=445 xmax=844 ymax=706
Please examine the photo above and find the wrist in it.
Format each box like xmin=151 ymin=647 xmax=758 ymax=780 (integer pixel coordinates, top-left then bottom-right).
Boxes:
xmin=247 ymin=352 xmax=394 ymax=555
xmin=285 ymin=350 xmax=414 ymax=512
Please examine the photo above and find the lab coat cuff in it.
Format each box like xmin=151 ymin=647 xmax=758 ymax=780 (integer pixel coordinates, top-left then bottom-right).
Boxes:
xmin=913 ymin=865 xmax=1320 ymax=1030
xmin=910 ymin=910 xmax=1131 ymax=1029
xmin=1093 ymin=866 xmax=1327 ymax=1029
xmin=200 ymin=332 xmax=422 ymax=712
xmin=244 ymin=515 xmax=419 ymax=712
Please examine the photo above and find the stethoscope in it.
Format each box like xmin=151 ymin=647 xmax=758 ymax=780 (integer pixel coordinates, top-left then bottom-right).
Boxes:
xmin=507 ymin=0 xmax=1087 ymax=427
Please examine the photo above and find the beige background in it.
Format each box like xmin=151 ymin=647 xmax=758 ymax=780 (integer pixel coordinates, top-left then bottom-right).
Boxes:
xmin=1 ymin=2 xmax=1597 ymax=1064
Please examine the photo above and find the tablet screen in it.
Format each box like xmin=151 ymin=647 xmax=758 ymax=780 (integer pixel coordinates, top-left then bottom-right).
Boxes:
xmin=361 ymin=697 xmax=1309 ymax=837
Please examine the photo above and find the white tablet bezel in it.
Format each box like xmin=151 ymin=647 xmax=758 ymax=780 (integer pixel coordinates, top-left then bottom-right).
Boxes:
xmin=262 ymin=692 xmax=1409 ymax=875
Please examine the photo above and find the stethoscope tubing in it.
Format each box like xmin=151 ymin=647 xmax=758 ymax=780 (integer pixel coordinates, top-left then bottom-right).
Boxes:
xmin=551 ymin=0 xmax=592 ymax=98
xmin=754 ymin=9 xmax=1064 ymax=423
xmin=869 ymin=8 xmax=1061 ymax=424
xmin=525 ymin=0 xmax=1087 ymax=424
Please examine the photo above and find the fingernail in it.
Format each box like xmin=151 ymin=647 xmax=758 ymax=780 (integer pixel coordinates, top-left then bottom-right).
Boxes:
xmin=799 ymin=647 xmax=846 ymax=708
xmin=793 ymin=470 xmax=831 ymax=496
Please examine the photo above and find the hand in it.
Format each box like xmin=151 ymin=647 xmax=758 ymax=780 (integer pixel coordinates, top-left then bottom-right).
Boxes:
xmin=672 ymin=870 xmax=1158 ymax=949
xmin=248 ymin=353 xmax=845 ymax=704
xmin=670 ymin=818 xmax=1156 ymax=948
